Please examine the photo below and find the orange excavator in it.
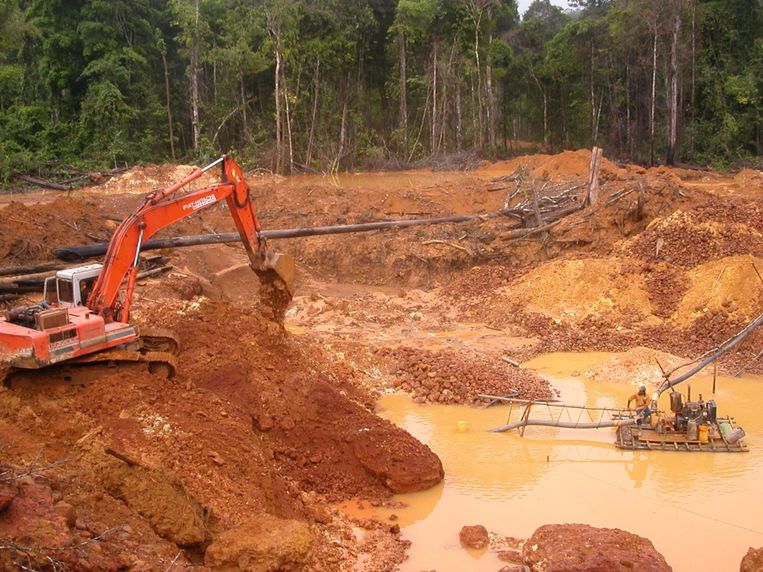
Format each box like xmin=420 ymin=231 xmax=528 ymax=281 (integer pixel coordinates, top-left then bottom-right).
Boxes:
xmin=0 ymin=156 xmax=295 ymax=378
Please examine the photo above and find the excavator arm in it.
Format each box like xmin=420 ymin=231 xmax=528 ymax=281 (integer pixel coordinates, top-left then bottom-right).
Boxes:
xmin=87 ymin=156 xmax=295 ymax=323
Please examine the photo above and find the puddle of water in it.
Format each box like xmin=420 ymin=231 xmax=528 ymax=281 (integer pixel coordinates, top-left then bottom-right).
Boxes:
xmin=367 ymin=352 xmax=763 ymax=572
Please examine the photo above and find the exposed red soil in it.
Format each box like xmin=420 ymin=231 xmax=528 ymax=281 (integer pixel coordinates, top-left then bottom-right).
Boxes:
xmin=1 ymin=149 xmax=761 ymax=569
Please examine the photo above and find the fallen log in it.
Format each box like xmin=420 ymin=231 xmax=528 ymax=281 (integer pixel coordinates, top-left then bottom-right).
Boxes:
xmin=14 ymin=174 xmax=69 ymax=191
xmin=0 ymin=270 xmax=56 ymax=287
xmin=136 ymin=265 xmax=172 ymax=280
xmin=0 ymin=262 xmax=64 ymax=277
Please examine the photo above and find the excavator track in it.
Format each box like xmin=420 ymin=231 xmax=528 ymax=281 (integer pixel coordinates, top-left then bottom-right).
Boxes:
xmin=139 ymin=327 xmax=181 ymax=353
xmin=67 ymin=348 xmax=178 ymax=378
xmin=2 ymin=347 xmax=178 ymax=387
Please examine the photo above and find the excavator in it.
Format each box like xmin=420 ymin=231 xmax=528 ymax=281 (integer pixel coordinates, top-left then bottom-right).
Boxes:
xmin=0 ymin=156 xmax=295 ymax=379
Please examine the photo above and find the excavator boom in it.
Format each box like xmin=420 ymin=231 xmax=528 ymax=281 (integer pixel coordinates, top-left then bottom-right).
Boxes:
xmin=89 ymin=156 xmax=294 ymax=323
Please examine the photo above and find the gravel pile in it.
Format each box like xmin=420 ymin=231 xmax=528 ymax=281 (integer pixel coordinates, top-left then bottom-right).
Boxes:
xmin=625 ymin=200 xmax=763 ymax=268
xmin=375 ymin=347 xmax=555 ymax=405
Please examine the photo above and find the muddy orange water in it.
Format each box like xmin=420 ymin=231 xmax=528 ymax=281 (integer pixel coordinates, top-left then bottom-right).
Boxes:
xmin=354 ymin=353 xmax=763 ymax=572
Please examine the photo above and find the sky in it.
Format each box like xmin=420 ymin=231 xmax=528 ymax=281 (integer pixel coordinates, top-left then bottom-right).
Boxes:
xmin=516 ymin=0 xmax=570 ymax=19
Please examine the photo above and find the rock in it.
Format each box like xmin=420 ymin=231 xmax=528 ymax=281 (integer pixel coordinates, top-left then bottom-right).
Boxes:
xmin=204 ymin=513 xmax=312 ymax=571
xmin=741 ymin=547 xmax=763 ymax=572
xmin=103 ymin=464 xmax=207 ymax=546
xmin=498 ymin=549 xmax=523 ymax=563
xmin=459 ymin=525 xmax=489 ymax=550
xmin=351 ymin=426 xmax=444 ymax=493
xmin=53 ymin=501 xmax=78 ymax=528
xmin=0 ymin=483 xmax=18 ymax=512
xmin=522 ymin=524 xmax=672 ymax=572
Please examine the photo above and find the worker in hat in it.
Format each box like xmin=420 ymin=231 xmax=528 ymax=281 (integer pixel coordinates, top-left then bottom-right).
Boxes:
xmin=627 ymin=384 xmax=650 ymax=416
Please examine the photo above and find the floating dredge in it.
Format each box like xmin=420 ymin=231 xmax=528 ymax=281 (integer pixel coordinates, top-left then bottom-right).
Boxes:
xmin=614 ymin=388 xmax=746 ymax=452
xmin=485 ymin=311 xmax=762 ymax=453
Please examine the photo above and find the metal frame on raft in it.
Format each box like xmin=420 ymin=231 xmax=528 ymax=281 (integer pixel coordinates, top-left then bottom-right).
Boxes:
xmin=482 ymin=395 xmax=748 ymax=453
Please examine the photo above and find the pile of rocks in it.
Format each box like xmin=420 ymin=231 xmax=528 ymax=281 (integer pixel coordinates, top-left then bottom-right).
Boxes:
xmin=376 ymin=347 xmax=555 ymax=405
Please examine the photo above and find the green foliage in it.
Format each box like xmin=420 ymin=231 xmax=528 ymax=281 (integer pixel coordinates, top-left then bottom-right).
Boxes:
xmin=0 ymin=0 xmax=759 ymax=177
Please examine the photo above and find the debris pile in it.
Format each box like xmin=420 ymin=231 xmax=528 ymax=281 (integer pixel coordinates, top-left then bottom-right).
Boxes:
xmin=375 ymin=347 xmax=555 ymax=405
xmin=623 ymin=199 xmax=763 ymax=268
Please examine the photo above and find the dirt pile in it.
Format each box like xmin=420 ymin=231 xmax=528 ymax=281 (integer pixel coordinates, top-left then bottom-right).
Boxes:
xmin=1 ymin=295 xmax=442 ymax=570
xmin=498 ymin=258 xmax=654 ymax=324
xmin=0 ymin=199 xmax=109 ymax=263
xmin=481 ymin=149 xmax=620 ymax=181
xmin=375 ymin=346 xmax=555 ymax=405
xmin=97 ymin=164 xmax=218 ymax=196
xmin=672 ymin=255 xmax=763 ymax=325
xmin=154 ymin=298 xmax=444 ymax=499
xmin=623 ymin=198 xmax=763 ymax=268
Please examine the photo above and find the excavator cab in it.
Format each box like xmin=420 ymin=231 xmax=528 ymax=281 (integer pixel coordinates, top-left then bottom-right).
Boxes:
xmin=43 ymin=264 xmax=102 ymax=307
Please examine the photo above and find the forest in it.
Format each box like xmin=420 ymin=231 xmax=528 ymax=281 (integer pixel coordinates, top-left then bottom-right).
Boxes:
xmin=0 ymin=0 xmax=761 ymax=179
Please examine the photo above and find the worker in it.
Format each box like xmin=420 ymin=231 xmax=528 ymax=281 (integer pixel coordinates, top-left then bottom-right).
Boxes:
xmin=627 ymin=384 xmax=650 ymax=417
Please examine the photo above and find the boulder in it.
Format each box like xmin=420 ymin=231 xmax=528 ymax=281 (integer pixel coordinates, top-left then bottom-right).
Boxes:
xmin=205 ymin=513 xmax=312 ymax=572
xmin=741 ymin=547 xmax=763 ymax=572
xmin=459 ymin=524 xmax=489 ymax=550
xmin=522 ymin=524 xmax=672 ymax=572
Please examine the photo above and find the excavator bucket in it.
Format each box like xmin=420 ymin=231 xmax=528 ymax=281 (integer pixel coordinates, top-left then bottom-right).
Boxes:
xmin=259 ymin=250 xmax=296 ymax=296
xmin=252 ymin=250 xmax=296 ymax=322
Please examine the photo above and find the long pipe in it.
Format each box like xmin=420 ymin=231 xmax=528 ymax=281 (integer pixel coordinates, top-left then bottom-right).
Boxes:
xmin=53 ymin=214 xmax=493 ymax=261
xmin=656 ymin=311 xmax=763 ymax=396
xmin=489 ymin=418 xmax=637 ymax=433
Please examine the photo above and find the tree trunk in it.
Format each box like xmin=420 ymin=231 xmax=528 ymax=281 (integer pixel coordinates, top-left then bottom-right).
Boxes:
xmin=283 ymin=65 xmax=294 ymax=174
xmin=486 ymin=33 xmax=496 ymax=152
xmin=589 ymin=42 xmax=596 ymax=146
xmin=160 ymin=51 xmax=175 ymax=160
xmin=399 ymin=29 xmax=408 ymax=158
xmin=666 ymin=7 xmax=681 ymax=166
xmin=431 ymin=41 xmax=437 ymax=154
xmin=456 ymin=81 xmax=463 ymax=149
xmin=306 ymin=58 xmax=320 ymax=167
xmin=334 ymin=98 xmax=348 ymax=172
xmin=626 ymin=60 xmax=631 ymax=158
xmin=530 ymin=70 xmax=547 ymax=149
xmin=274 ymin=35 xmax=283 ymax=173
xmin=649 ymin=23 xmax=658 ymax=167
xmin=473 ymin=11 xmax=484 ymax=149
xmin=190 ymin=0 xmax=201 ymax=153
xmin=690 ymin=0 xmax=696 ymax=153
xmin=240 ymin=74 xmax=248 ymax=145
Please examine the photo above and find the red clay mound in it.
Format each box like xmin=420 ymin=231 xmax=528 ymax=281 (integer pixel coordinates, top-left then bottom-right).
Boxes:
xmin=156 ymin=298 xmax=444 ymax=499
xmin=0 ymin=199 xmax=108 ymax=263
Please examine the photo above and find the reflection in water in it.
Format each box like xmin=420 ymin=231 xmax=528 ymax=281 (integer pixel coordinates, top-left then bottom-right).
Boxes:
xmin=372 ymin=353 xmax=763 ymax=572
xmin=626 ymin=452 xmax=649 ymax=488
